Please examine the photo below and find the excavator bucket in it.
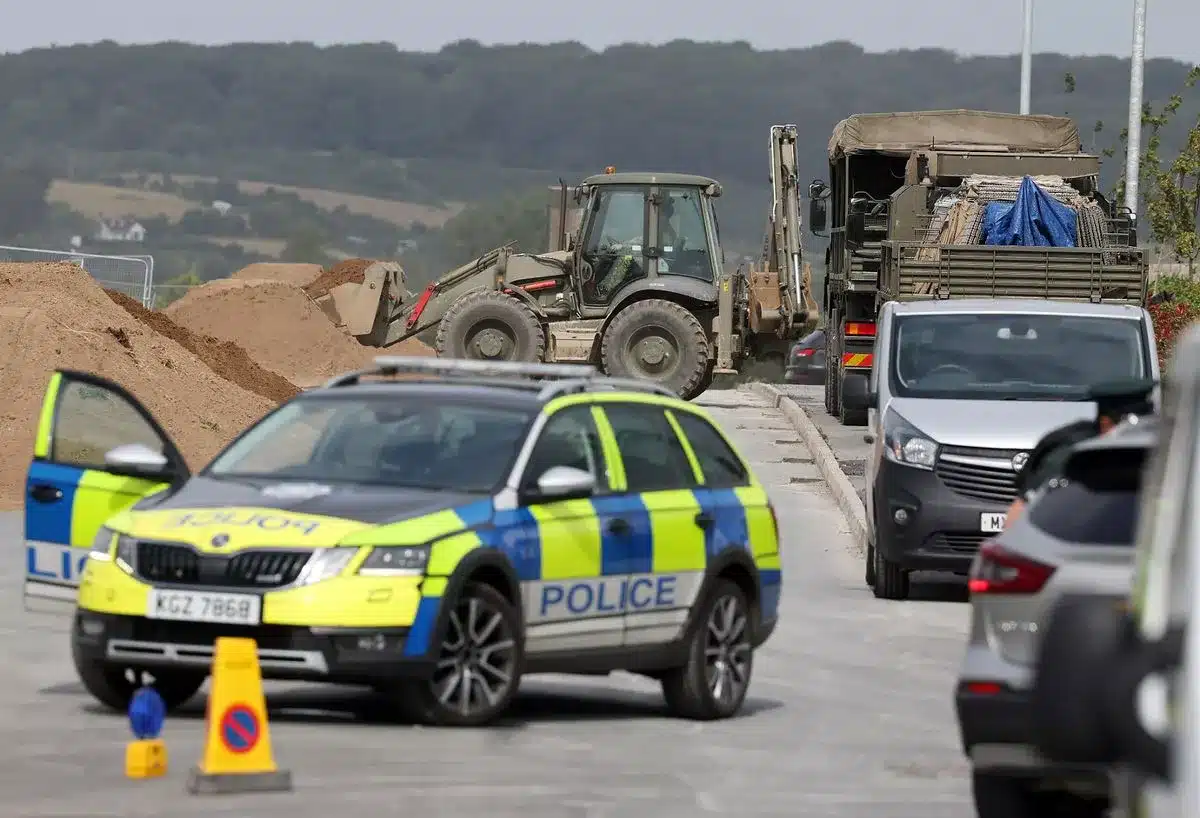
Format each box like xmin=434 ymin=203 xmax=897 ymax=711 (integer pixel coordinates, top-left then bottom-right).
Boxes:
xmin=310 ymin=261 xmax=411 ymax=338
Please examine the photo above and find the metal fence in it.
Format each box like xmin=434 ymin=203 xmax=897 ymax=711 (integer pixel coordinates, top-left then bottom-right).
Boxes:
xmin=0 ymin=245 xmax=155 ymax=306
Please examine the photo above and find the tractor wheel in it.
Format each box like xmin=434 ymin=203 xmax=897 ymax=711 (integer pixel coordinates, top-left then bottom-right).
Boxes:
xmin=681 ymin=361 xmax=715 ymax=401
xmin=600 ymin=300 xmax=709 ymax=399
xmin=435 ymin=290 xmax=546 ymax=363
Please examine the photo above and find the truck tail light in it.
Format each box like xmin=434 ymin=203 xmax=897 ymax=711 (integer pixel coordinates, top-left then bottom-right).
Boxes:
xmin=968 ymin=541 xmax=1055 ymax=595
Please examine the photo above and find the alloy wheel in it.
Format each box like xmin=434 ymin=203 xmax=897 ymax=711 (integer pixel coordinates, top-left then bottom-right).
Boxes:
xmin=703 ymin=594 xmax=752 ymax=706
xmin=430 ymin=595 xmax=517 ymax=718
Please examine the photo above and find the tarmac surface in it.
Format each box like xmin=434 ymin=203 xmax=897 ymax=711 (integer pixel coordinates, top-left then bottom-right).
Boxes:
xmin=0 ymin=386 xmax=972 ymax=817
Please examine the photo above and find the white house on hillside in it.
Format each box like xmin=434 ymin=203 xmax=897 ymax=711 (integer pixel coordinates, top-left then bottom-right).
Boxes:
xmin=94 ymin=218 xmax=147 ymax=243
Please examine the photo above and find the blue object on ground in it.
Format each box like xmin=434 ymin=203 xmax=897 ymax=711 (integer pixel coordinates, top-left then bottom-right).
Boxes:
xmin=980 ymin=175 xmax=1077 ymax=247
xmin=128 ymin=686 xmax=166 ymax=739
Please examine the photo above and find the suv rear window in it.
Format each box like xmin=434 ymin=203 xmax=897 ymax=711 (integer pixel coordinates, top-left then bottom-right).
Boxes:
xmin=1027 ymin=481 xmax=1139 ymax=546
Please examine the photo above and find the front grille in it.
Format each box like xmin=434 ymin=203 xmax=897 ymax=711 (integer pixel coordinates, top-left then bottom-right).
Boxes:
xmin=129 ymin=619 xmax=300 ymax=649
xmin=927 ymin=532 xmax=990 ymax=554
xmin=935 ymin=446 xmax=1023 ymax=503
xmin=135 ymin=542 xmax=311 ymax=589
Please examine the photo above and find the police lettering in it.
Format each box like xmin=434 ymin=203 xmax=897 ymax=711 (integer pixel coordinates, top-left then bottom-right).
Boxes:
xmin=165 ymin=510 xmax=319 ymax=535
xmin=540 ymin=575 xmax=678 ymax=616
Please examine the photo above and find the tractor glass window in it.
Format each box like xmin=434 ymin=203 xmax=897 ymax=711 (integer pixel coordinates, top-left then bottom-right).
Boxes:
xmin=582 ymin=188 xmax=647 ymax=304
xmin=660 ymin=187 xmax=714 ymax=282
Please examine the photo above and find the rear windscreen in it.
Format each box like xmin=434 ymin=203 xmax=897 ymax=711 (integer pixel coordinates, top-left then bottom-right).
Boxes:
xmin=1027 ymin=481 xmax=1138 ymax=546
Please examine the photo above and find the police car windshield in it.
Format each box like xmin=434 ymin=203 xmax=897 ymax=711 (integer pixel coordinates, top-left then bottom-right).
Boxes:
xmin=204 ymin=395 xmax=535 ymax=493
xmin=890 ymin=313 xmax=1149 ymax=401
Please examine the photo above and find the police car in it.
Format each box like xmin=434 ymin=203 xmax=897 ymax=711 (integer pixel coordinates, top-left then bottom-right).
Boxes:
xmin=25 ymin=357 xmax=782 ymax=726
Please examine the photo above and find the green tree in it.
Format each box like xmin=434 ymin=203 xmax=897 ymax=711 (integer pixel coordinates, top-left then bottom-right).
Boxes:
xmin=1141 ymin=66 xmax=1200 ymax=273
xmin=280 ymin=228 xmax=330 ymax=266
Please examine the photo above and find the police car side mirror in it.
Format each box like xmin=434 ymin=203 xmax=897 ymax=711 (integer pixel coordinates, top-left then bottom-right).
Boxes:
xmin=104 ymin=443 xmax=175 ymax=480
xmin=522 ymin=466 xmax=596 ymax=504
xmin=1031 ymin=593 xmax=1177 ymax=781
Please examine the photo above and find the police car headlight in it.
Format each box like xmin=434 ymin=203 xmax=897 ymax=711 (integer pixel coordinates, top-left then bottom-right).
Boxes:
xmin=89 ymin=527 xmax=116 ymax=560
xmin=293 ymin=547 xmax=357 ymax=586
xmin=357 ymin=545 xmax=430 ymax=576
xmin=114 ymin=535 xmax=138 ymax=574
xmin=882 ymin=409 xmax=939 ymax=470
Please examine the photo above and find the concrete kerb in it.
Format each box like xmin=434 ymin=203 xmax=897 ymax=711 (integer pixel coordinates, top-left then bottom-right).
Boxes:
xmin=748 ymin=383 xmax=867 ymax=555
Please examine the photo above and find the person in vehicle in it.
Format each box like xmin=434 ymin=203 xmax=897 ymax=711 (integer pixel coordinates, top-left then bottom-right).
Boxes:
xmin=1003 ymin=378 xmax=1156 ymax=526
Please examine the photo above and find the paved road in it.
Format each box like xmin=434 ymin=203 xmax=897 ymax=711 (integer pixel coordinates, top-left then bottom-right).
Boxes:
xmin=777 ymin=384 xmax=871 ymax=505
xmin=0 ymin=387 xmax=971 ymax=817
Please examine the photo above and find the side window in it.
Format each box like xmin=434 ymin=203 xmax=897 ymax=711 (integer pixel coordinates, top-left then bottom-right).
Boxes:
xmin=523 ymin=406 xmax=609 ymax=492
xmin=51 ymin=380 xmax=165 ymax=468
xmin=602 ymin=403 xmax=697 ymax=492
xmin=1027 ymin=482 xmax=1139 ymax=546
xmin=672 ymin=411 xmax=749 ymax=488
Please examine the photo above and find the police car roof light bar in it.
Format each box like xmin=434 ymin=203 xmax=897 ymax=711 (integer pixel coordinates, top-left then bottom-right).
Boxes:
xmin=323 ymin=356 xmax=599 ymax=388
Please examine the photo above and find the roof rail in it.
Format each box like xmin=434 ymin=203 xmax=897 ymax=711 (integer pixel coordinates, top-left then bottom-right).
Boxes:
xmin=321 ymin=356 xmax=678 ymax=400
xmin=537 ymin=377 xmax=676 ymax=401
xmin=322 ymin=356 xmax=598 ymax=388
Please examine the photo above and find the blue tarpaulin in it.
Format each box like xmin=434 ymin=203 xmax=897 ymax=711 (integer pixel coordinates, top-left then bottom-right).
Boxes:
xmin=980 ymin=175 xmax=1077 ymax=247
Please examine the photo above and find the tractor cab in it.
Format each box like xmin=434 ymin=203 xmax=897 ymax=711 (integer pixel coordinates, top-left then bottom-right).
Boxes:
xmin=563 ymin=170 xmax=725 ymax=318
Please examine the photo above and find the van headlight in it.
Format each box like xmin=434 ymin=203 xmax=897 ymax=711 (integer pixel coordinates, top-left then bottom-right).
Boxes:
xmin=882 ymin=409 xmax=939 ymax=469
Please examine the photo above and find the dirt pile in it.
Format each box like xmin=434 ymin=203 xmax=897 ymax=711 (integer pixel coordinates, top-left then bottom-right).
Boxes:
xmin=105 ymin=290 xmax=300 ymax=403
xmin=0 ymin=263 xmax=278 ymax=508
xmin=304 ymin=258 xmax=374 ymax=298
xmin=165 ymin=278 xmax=400 ymax=386
xmin=232 ymin=262 xmax=324 ymax=288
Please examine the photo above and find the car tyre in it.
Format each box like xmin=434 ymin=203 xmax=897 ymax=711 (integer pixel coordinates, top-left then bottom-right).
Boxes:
xmin=74 ymin=652 xmax=206 ymax=712
xmin=400 ymin=582 xmax=523 ymax=727
xmin=661 ymin=579 xmax=754 ymax=721
xmin=871 ymin=543 xmax=910 ymax=600
xmin=864 ymin=540 xmax=877 ymax=588
xmin=972 ymin=772 xmax=1105 ymax=818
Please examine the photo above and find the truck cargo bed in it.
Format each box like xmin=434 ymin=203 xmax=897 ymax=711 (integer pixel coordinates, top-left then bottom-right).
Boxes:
xmin=879 ymin=241 xmax=1147 ymax=305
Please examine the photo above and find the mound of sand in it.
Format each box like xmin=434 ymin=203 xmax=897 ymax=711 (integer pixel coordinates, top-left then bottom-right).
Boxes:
xmin=0 ymin=263 xmax=278 ymax=508
xmin=232 ymin=262 xmax=323 ymax=288
xmin=304 ymin=258 xmax=374 ymax=299
xmin=165 ymin=278 xmax=398 ymax=386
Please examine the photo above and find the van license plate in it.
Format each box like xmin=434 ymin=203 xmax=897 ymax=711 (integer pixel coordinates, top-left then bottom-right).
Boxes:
xmin=979 ymin=513 xmax=1007 ymax=533
xmin=146 ymin=590 xmax=260 ymax=625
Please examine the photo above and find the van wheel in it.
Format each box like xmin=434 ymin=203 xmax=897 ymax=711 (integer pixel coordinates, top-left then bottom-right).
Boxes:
xmin=74 ymin=651 xmax=206 ymax=712
xmin=661 ymin=579 xmax=753 ymax=720
xmin=400 ymin=582 xmax=523 ymax=727
xmin=865 ymin=540 xmax=877 ymax=588
xmin=872 ymin=545 xmax=910 ymax=600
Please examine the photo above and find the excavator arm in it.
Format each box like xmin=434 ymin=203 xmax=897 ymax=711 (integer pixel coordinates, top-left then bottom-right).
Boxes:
xmin=745 ymin=125 xmax=819 ymax=341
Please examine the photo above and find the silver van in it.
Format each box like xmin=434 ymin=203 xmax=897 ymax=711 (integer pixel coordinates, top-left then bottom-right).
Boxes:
xmin=852 ymin=298 xmax=1159 ymax=600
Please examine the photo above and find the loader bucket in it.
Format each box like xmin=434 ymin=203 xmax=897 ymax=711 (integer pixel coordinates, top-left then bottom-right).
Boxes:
xmin=309 ymin=261 xmax=411 ymax=339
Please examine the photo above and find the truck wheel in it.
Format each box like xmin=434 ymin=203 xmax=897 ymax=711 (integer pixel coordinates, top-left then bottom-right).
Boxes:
xmin=435 ymin=290 xmax=545 ymax=362
xmin=600 ymin=299 xmax=709 ymax=398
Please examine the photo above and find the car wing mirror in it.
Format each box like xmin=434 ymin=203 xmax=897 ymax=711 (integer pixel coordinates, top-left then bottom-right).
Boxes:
xmin=521 ymin=466 xmax=595 ymax=503
xmin=104 ymin=443 xmax=174 ymax=480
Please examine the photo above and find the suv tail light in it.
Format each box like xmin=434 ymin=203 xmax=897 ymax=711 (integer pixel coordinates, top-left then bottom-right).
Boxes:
xmin=968 ymin=541 xmax=1055 ymax=595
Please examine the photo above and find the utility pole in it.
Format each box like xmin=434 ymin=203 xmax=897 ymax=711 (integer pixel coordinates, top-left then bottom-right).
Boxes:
xmin=1124 ymin=0 xmax=1148 ymax=220
xmin=1019 ymin=0 xmax=1034 ymax=114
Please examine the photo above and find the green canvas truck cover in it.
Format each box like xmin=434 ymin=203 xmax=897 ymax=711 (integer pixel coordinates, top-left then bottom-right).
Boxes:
xmin=828 ymin=110 xmax=1083 ymax=161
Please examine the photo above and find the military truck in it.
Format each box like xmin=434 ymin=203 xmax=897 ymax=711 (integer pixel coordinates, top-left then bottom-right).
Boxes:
xmin=805 ymin=109 xmax=1148 ymax=426
xmin=312 ymin=165 xmax=813 ymax=399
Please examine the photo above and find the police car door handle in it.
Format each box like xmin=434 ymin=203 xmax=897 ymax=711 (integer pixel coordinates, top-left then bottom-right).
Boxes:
xmin=695 ymin=512 xmax=714 ymax=530
xmin=607 ymin=518 xmax=631 ymax=535
xmin=28 ymin=484 xmax=63 ymax=503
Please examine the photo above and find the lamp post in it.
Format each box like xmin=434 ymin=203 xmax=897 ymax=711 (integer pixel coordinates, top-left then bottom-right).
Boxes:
xmin=1019 ymin=0 xmax=1033 ymax=114
xmin=1123 ymin=0 xmax=1148 ymax=221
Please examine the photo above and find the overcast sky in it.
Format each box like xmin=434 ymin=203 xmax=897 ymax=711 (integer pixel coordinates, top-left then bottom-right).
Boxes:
xmin=2 ymin=0 xmax=1196 ymax=59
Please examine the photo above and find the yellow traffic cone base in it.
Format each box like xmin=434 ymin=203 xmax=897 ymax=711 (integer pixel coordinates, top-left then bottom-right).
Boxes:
xmin=187 ymin=636 xmax=293 ymax=795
